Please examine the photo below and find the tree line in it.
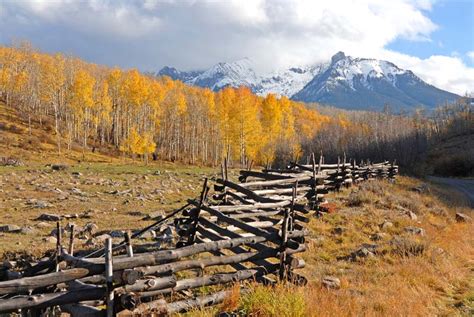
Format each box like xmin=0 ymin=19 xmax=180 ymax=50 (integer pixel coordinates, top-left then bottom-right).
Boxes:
xmin=0 ymin=43 xmax=329 ymax=165
xmin=1 ymin=42 xmax=471 ymax=174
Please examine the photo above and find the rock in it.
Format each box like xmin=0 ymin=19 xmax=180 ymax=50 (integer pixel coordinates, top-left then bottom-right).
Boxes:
xmin=83 ymin=223 xmax=99 ymax=236
xmin=370 ymin=232 xmax=388 ymax=241
xmin=455 ymin=212 xmax=472 ymax=223
xmin=70 ymin=188 xmax=86 ymax=196
xmin=406 ymin=210 xmax=418 ymax=220
xmin=50 ymin=227 xmax=67 ymax=237
xmin=380 ymin=220 xmax=393 ymax=230
xmin=411 ymin=184 xmax=429 ymax=194
xmin=350 ymin=244 xmax=378 ymax=260
xmin=321 ymin=276 xmax=341 ymax=289
xmin=110 ymin=230 xmax=125 ymax=238
xmin=91 ymin=234 xmax=112 ymax=245
xmin=404 ymin=226 xmax=425 ymax=236
xmin=51 ymin=164 xmax=68 ymax=171
xmin=36 ymin=213 xmax=61 ymax=221
xmin=331 ymin=227 xmax=345 ymax=235
xmin=72 ymin=171 xmax=82 ymax=177
xmin=43 ymin=236 xmax=57 ymax=244
xmin=0 ymin=224 xmax=21 ymax=233
xmin=138 ymin=230 xmax=156 ymax=240
xmin=127 ymin=210 xmax=143 ymax=217
xmin=27 ymin=199 xmax=53 ymax=209
xmin=35 ymin=222 xmax=51 ymax=229
xmin=142 ymin=212 xmax=164 ymax=221
xmin=20 ymin=226 xmax=36 ymax=234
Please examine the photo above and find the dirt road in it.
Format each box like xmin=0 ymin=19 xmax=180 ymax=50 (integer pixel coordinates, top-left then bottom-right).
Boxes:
xmin=428 ymin=176 xmax=474 ymax=208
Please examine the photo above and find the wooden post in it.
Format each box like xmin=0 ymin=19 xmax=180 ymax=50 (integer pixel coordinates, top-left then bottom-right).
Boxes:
xmin=279 ymin=208 xmax=289 ymax=281
xmin=222 ymin=159 xmax=228 ymax=203
xmin=188 ymin=178 xmax=208 ymax=245
xmin=318 ymin=152 xmax=323 ymax=174
xmin=56 ymin=222 xmax=62 ymax=272
xmin=125 ymin=231 xmax=133 ymax=257
xmin=68 ymin=224 xmax=75 ymax=256
xmin=105 ymin=238 xmax=114 ymax=317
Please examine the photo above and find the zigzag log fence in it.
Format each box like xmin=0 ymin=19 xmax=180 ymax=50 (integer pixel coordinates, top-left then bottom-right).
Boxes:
xmin=0 ymin=157 xmax=398 ymax=316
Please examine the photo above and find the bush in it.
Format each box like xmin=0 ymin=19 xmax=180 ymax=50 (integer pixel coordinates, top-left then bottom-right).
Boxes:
xmin=347 ymin=190 xmax=371 ymax=207
xmin=433 ymin=152 xmax=474 ymax=177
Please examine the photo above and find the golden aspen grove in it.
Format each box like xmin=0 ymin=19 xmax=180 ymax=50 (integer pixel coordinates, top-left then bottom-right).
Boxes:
xmin=0 ymin=43 xmax=330 ymax=166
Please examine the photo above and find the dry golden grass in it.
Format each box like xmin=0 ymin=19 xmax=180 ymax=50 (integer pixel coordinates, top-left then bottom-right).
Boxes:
xmin=184 ymin=177 xmax=473 ymax=317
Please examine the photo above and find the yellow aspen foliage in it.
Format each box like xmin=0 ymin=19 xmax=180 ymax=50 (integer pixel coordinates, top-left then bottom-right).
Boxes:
xmin=0 ymin=43 xmax=333 ymax=166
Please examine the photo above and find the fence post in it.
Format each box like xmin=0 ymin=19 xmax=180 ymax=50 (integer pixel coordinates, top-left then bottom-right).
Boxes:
xmin=105 ymin=238 xmax=114 ymax=317
xmin=68 ymin=224 xmax=74 ymax=256
xmin=55 ymin=222 xmax=61 ymax=272
xmin=187 ymin=178 xmax=209 ymax=245
xmin=279 ymin=208 xmax=289 ymax=281
xmin=125 ymin=231 xmax=134 ymax=257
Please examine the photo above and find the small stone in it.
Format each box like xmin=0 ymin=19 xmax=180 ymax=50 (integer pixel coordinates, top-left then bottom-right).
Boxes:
xmin=406 ymin=211 xmax=418 ymax=220
xmin=50 ymin=227 xmax=66 ymax=237
xmin=128 ymin=210 xmax=144 ymax=217
xmin=138 ymin=230 xmax=156 ymax=240
xmin=93 ymin=234 xmax=112 ymax=244
xmin=411 ymin=184 xmax=429 ymax=193
xmin=142 ymin=212 xmax=164 ymax=221
xmin=110 ymin=230 xmax=125 ymax=238
xmin=35 ymin=222 xmax=51 ymax=229
xmin=370 ymin=232 xmax=387 ymax=241
xmin=20 ymin=226 xmax=36 ymax=234
xmin=36 ymin=213 xmax=61 ymax=221
xmin=321 ymin=276 xmax=341 ymax=289
xmin=404 ymin=226 xmax=425 ymax=236
xmin=51 ymin=164 xmax=68 ymax=171
xmin=380 ymin=220 xmax=393 ymax=230
xmin=455 ymin=212 xmax=472 ymax=223
xmin=83 ymin=223 xmax=99 ymax=235
xmin=331 ymin=227 xmax=345 ymax=235
xmin=0 ymin=224 xmax=21 ymax=233
xmin=43 ymin=236 xmax=57 ymax=244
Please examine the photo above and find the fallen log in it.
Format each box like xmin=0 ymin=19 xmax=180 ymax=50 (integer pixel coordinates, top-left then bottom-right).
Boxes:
xmin=138 ymin=267 xmax=273 ymax=298
xmin=120 ymin=276 xmax=176 ymax=293
xmin=0 ymin=287 xmax=106 ymax=313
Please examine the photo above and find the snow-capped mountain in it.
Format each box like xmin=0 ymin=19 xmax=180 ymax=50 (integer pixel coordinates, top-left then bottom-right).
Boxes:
xmin=255 ymin=64 xmax=327 ymax=97
xmin=157 ymin=52 xmax=459 ymax=110
xmin=190 ymin=58 xmax=259 ymax=91
xmin=292 ymin=52 xmax=459 ymax=110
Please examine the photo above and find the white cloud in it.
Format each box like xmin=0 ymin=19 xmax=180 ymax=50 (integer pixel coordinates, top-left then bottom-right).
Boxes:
xmin=468 ymin=51 xmax=474 ymax=62
xmin=0 ymin=0 xmax=472 ymax=95
xmin=381 ymin=50 xmax=474 ymax=95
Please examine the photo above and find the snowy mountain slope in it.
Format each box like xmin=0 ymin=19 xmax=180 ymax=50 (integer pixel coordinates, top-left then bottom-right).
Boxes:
xmin=292 ymin=52 xmax=459 ymax=109
xmin=157 ymin=52 xmax=459 ymax=110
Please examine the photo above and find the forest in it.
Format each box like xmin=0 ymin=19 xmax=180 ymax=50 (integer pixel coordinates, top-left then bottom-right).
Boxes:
xmin=1 ymin=43 xmax=472 ymax=175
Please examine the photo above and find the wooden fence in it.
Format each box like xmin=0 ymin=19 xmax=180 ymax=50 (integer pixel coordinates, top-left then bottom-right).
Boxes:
xmin=0 ymin=157 xmax=397 ymax=316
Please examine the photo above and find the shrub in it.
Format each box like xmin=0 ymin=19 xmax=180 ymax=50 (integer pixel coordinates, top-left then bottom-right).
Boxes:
xmin=240 ymin=284 xmax=306 ymax=317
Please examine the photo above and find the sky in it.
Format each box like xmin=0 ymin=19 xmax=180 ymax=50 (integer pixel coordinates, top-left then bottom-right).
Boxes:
xmin=0 ymin=0 xmax=473 ymax=95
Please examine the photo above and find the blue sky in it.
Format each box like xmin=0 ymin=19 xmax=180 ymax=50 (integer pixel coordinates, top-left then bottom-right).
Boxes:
xmin=388 ymin=0 xmax=474 ymax=66
xmin=0 ymin=0 xmax=473 ymax=94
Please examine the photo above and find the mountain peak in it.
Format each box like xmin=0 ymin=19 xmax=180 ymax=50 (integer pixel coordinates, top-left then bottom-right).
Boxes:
xmin=331 ymin=51 xmax=346 ymax=64
xmin=157 ymin=54 xmax=459 ymax=110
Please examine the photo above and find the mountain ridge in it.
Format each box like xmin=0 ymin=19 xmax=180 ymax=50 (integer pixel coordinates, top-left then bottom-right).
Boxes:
xmin=157 ymin=52 xmax=459 ymax=110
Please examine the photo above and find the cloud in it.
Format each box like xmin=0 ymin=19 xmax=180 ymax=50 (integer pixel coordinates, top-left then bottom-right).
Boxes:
xmin=0 ymin=0 xmax=472 ymax=95
xmin=468 ymin=51 xmax=474 ymax=62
